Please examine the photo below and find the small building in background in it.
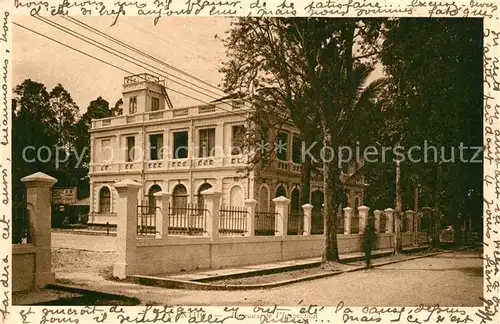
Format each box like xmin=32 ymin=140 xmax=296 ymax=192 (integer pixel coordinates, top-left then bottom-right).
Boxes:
xmin=51 ymin=187 xmax=89 ymax=227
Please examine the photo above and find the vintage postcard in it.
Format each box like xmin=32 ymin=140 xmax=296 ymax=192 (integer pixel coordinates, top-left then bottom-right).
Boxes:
xmin=0 ymin=0 xmax=499 ymax=323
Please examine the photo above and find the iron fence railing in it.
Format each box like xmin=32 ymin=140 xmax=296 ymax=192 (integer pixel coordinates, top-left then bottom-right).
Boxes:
xmin=336 ymin=212 xmax=345 ymax=234
xmin=351 ymin=215 xmax=360 ymax=234
xmin=12 ymin=202 xmax=31 ymax=244
xmin=219 ymin=205 xmax=248 ymax=234
xmin=311 ymin=209 xmax=343 ymax=234
xmin=311 ymin=210 xmax=324 ymax=234
xmin=379 ymin=213 xmax=387 ymax=233
xmin=287 ymin=211 xmax=303 ymax=235
xmin=137 ymin=204 xmax=159 ymax=237
xmin=255 ymin=210 xmax=277 ymax=236
xmin=168 ymin=204 xmax=207 ymax=235
xmin=420 ymin=215 xmax=431 ymax=232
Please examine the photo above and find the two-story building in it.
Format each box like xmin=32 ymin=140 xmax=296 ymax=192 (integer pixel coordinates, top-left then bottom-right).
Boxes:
xmin=88 ymin=73 xmax=365 ymax=225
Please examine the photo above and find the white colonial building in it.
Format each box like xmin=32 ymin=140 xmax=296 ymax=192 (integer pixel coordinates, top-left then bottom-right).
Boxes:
xmin=88 ymin=73 xmax=365 ymax=225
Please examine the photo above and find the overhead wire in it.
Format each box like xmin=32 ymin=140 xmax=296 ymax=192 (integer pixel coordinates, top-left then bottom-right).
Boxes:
xmin=13 ymin=20 xmax=251 ymax=120
xmin=66 ymin=16 xmax=228 ymax=97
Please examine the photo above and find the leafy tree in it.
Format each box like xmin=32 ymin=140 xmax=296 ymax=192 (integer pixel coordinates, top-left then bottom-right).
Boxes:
xmin=12 ymin=79 xmax=58 ymax=200
xmin=49 ymin=84 xmax=80 ymax=148
xmin=73 ymin=97 xmax=113 ymax=199
xmin=376 ymin=18 xmax=483 ymax=246
xmin=48 ymin=84 xmax=81 ymax=188
xmin=221 ymin=18 xmax=387 ymax=262
xmin=112 ymin=98 xmax=123 ymax=116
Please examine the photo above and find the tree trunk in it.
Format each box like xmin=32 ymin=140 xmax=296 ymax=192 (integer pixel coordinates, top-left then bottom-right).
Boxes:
xmin=300 ymin=153 xmax=312 ymax=206
xmin=394 ymin=158 xmax=403 ymax=254
xmin=322 ymin=130 xmax=339 ymax=262
xmin=413 ymin=181 xmax=419 ymax=246
xmin=431 ymin=163 xmax=441 ymax=248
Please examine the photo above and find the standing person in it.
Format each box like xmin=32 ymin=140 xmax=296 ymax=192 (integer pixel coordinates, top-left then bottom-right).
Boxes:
xmin=362 ymin=223 xmax=377 ymax=268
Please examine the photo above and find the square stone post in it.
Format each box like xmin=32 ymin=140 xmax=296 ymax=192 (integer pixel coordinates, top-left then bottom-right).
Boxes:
xmin=405 ymin=210 xmax=414 ymax=232
xmin=113 ymin=179 xmax=141 ymax=279
xmin=154 ymin=191 xmax=170 ymax=238
xmin=244 ymin=199 xmax=257 ymax=236
xmin=373 ymin=210 xmax=382 ymax=233
xmin=384 ymin=208 xmax=395 ymax=233
xmin=343 ymin=207 xmax=352 ymax=234
xmin=358 ymin=205 xmax=370 ymax=234
xmin=202 ymin=188 xmax=222 ymax=241
xmin=21 ymin=172 xmax=57 ymax=289
xmin=273 ymin=196 xmax=290 ymax=237
xmin=301 ymin=203 xmax=313 ymax=235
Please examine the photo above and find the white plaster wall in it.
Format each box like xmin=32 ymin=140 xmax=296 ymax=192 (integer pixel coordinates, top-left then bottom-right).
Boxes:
xmin=12 ymin=245 xmax=36 ymax=292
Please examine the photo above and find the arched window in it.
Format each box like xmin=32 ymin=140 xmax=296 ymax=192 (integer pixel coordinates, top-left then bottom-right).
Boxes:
xmin=148 ymin=184 xmax=162 ymax=214
xmin=197 ymin=183 xmax=212 ymax=210
xmin=99 ymin=186 xmax=111 ymax=213
xmin=291 ymin=188 xmax=300 ymax=212
xmin=229 ymin=185 xmax=244 ymax=206
xmin=275 ymin=185 xmax=287 ymax=198
xmin=172 ymin=184 xmax=188 ymax=210
xmin=259 ymin=185 xmax=270 ymax=211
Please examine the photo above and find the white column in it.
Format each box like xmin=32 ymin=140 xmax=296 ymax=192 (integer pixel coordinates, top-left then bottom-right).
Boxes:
xmin=273 ymin=196 xmax=290 ymax=237
xmin=244 ymin=199 xmax=257 ymax=236
xmin=373 ymin=210 xmax=381 ymax=233
xmin=154 ymin=191 xmax=170 ymax=238
xmin=302 ymin=203 xmax=313 ymax=235
xmin=202 ymin=188 xmax=222 ymax=241
xmin=113 ymin=179 xmax=141 ymax=279
xmin=385 ymin=208 xmax=395 ymax=234
xmin=343 ymin=206 xmax=352 ymax=235
xmin=21 ymin=172 xmax=57 ymax=289
xmin=358 ymin=205 xmax=369 ymax=234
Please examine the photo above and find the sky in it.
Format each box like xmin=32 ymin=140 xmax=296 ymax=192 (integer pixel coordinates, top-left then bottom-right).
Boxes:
xmin=13 ymin=16 xmax=233 ymax=113
xmin=13 ymin=16 xmax=383 ymax=115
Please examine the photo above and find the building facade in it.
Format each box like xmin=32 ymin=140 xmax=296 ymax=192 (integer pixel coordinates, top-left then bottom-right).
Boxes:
xmin=88 ymin=73 xmax=364 ymax=225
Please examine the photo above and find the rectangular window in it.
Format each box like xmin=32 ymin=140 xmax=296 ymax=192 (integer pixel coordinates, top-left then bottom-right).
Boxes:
xmin=199 ymin=128 xmax=216 ymax=157
xmin=126 ymin=136 xmax=135 ymax=162
xmin=292 ymin=135 xmax=302 ymax=164
xmin=277 ymin=132 xmax=288 ymax=161
xmin=100 ymin=139 xmax=111 ymax=162
xmin=151 ymin=97 xmax=160 ymax=111
xmin=149 ymin=134 xmax=163 ymax=160
xmin=129 ymin=96 xmax=137 ymax=114
xmin=173 ymin=131 xmax=188 ymax=159
xmin=231 ymin=125 xmax=245 ymax=155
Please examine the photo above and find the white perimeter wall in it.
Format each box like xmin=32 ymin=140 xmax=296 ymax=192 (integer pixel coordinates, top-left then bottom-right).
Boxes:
xmin=133 ymin=232 xmax=427 ymax=275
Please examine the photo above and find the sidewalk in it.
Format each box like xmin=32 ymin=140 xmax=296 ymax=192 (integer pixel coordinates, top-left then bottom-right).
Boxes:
xmin=157 ymin=247 xmax=407 ymax=282
xmin=126 ymin=245 xmax=431 ymax=291
xmin=48 ymin=245 xmax=481 ymax=306
xmin=23 ymin=244 xmax=481 ymax=305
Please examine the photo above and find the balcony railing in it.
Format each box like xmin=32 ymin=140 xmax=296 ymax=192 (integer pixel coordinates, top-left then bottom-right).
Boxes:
xmin=91 ymin=100 xmax=250 ymax=130
xmin=90 ymin=157 xmax=309 ymax=175
xmin=169 ymin=158 xmax=190 ymax=169
xmin=124 ymin=73 xmax=165 ymax=86
xmin=277 ymin=160 xmax=288 ymax=171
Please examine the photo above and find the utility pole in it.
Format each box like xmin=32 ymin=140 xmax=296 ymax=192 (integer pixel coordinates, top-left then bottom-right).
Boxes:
xmin=413 ymin=181 xmax=419 ymax=246
xmin=394 ymin=153 xmax=403 ymax=254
